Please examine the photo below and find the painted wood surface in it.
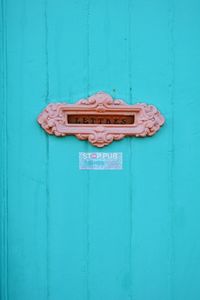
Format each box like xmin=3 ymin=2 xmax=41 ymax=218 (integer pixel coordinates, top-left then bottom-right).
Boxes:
xmin=1 ymin=0 xmax=200 ymax=299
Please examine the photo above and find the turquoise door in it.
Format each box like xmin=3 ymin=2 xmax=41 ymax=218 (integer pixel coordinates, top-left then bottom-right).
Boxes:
xmin=1 ymin=0 xmax=200 ymax=299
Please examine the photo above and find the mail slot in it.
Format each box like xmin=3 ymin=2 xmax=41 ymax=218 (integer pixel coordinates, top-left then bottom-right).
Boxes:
xmin=67 ymin=114 xmax=135 ymax=125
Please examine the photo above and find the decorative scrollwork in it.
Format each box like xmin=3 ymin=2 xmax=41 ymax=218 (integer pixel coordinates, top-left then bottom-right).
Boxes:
xmin=37 ymin=92 xmax=165 ymax=147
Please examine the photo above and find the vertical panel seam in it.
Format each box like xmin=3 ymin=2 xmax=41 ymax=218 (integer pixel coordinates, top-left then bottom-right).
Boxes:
xmin=86 ymin=1 xmax=91 ymax=300
xmin=0 ymin=0 xmax=8 ymax=299
xmin=168 ymin=0 xmax=175 ymax=299
xmin=128 ymin=0 xmax=134 ymax=299
xmin=44 ymin=0 xmax=50 ymax=299
xmin=86 ymin=0 xmax=90 ymax=97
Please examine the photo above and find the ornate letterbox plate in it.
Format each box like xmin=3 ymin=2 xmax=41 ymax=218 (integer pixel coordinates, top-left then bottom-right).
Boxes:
xmin=37 ymin=92 xmax=165 ymax=147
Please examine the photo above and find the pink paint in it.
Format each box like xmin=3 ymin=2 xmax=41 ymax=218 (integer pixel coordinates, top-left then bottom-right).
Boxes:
xmin=37 ymin=92 xmax=165 ymax=147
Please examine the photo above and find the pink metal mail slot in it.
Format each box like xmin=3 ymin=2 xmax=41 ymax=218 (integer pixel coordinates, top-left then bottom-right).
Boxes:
xmin=37 ymin=92 xmax=165 ymax=147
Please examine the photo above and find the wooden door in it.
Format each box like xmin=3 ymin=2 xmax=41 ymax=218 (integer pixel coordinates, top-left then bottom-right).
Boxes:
xmin=1 ymin=0 xmax=200 ymax=299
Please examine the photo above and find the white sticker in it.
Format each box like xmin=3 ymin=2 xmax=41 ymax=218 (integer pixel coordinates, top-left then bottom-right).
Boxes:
xmin=79 ymin=152 xmax=123 ymax=170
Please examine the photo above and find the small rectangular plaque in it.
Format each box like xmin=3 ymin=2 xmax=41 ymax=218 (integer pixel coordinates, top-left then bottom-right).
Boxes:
xmin=79 ymin=152 xmax=123 ymax=170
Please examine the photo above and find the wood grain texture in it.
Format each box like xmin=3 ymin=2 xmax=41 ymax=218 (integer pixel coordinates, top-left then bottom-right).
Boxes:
xmin=0 ymin=0 xmax=8 ymax=299
xmin=88 ymin=1 xmax=132 ymax=299
xmin=1 ymin=0 xmax=200 ymax=300
xmin=46 ymin=1 xmax=89 ymax=299
xmin=3 ymin=0 xmax=48 ymax=299
xmin=129 ymin=1 xmax=172 ymax=299
xmin=172 ymin=1 xmax=200 ymax=299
